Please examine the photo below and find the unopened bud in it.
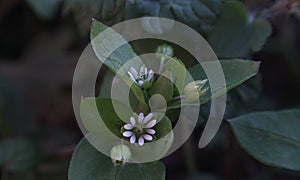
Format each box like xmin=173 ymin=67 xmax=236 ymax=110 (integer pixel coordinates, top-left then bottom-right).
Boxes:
xmin=110 ymin=144 xmax=131 ymax=165
xmin=156 ymin=44 xmax=174 ymax=59
xmin=184 ymin=79 xmax=209 ymax=102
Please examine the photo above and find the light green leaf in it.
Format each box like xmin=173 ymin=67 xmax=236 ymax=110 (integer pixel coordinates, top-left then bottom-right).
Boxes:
xmin=68 ymin=137 xmax=166 ymax=180
xmin=228 ymin=109 xmax=300 ymax=171
xmin=0 ymin=139 xmax=40 ymax=172
xmin=163 ymin=58 xmax=186 ymax=91
xmin=149 ymin=70 xmax=174 ymax=102
xmin=208 ymin=1 xmax=272 ymax=58
xmin=168 ymin=59 xmax=260 ymax=109
xmin=91 ymin=19 xmax=148 ymax=111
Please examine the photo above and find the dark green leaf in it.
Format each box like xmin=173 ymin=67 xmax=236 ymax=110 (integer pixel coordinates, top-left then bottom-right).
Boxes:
xmin=228 ymin=109 xmax=300 ymax=171
xmin=168 ymin=59 xmax=260 ymax=109
xmin=208 ymin=1 xmax=272 ymax=58
xmin=26 ymin=0 xmax=62 ymax=20
xmin=68 ymin=137 xmax=166 ymax=180
xmin=0 ymin=139 xmax=40 ymax=172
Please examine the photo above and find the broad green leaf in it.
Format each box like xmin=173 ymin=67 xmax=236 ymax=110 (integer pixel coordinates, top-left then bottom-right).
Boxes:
xmin=81 ymin=98 xmax=132 ymax=138
xmin=68 ymin=137 xmax=166 ymax=180
xmin=208 ymin=1 xmax=272 ymax=58
xmin=228 ymin=109 xmax=300 ymax=171
xmin=91 ymin=19 xmax=148 ymax=111
xmin=163 ymin=58 xmax=186 ymax=91
xmin=0 ymin=139 xmax=40 ymax=172
xmin=168 ymin=59 xmax=260 ymax=109
xmin=149 ymin=70 xmax=174 ymax=102
xmin=26 ymin=0 xmax=62 ymax=20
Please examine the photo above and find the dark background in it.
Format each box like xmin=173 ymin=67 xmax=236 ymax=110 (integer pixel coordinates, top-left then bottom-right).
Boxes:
xmin=0 ymin=0 xmax=300 ymax=179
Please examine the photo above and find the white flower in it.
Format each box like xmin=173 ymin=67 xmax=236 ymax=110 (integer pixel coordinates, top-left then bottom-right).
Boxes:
xmin=128 ymin=65 xmax=154 ymax=88
xmin=122 ymin=112 xmax=157 ymax=146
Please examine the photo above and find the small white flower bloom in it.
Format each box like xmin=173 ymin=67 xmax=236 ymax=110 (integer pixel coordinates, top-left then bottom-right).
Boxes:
xmin=128 ymin=65 xmax=154 ymax=89
xmin=121 ymin=112 xmax=157 ymax=146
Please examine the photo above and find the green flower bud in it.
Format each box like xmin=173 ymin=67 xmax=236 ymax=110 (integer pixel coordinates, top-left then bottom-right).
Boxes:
xmin=110 ymin=144 xmax=131 ymax=165
xmin=184 ymin=79 xmax=209 ymax=102
xmin=156 ymin=44 xmax=174 ymax=58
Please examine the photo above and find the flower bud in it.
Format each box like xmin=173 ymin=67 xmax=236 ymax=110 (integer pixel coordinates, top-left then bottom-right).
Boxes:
xmin=156 ymin=44 xmax=174 ymax=58
xmin=184 ymin=79 xmax=209 ymax=102
xmin=110 ymin=144 xmax=131 ymax=165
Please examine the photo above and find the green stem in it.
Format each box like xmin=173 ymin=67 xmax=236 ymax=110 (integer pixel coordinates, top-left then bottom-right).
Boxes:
xmin=183 ymin=137 xmax=197 ymax=175
xmin=0 ymin=110 xmax=10 ymax=138
xmin=158 ymin=57 xmax=166 ymax=74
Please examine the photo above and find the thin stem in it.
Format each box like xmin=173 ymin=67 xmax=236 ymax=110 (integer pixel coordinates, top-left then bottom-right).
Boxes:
xmin=158 ymin=57 xmax=166 ymax=74
xmin=183 ymin=138 xmax=197 ymax=175
xmin=0 ymin=110 xmax=10 ymax=138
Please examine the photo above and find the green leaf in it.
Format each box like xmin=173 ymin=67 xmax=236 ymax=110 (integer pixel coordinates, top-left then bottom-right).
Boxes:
xmin=91 ymin=19 xmax=143 ymax=74
xmin=0 ymin=139 xmax=40 ymax=172
xmin=168 ymin=59 xmax=260 ymax=109
xmin=208 ymin=1 xmax=272 ymax=58
xmin=228 ymin=109 xmax=300 ymax=171
xmin=149 ymin=70 xmax=174 ymax=102
xmin=91 ymin=19 xmax=148 ymax=111
xmin=81 ymin=97 xmax=132 ymax=138
xmin=125 ymin=0 xmax=217 ymax=33
xmin=68 ymin=137 xmax=166 ymax=180
xmin=26 ymin=0 xmax=62 ymax=20
xmin=163 ymin=58 xmax=186 ymax=91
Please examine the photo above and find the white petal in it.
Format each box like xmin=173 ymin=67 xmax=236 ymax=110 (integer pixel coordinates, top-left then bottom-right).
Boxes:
xmin=146 ymin=129 xmax=156 ymax=135
xmin=143 ymin=113 xmax=153 ymax=124
xmin=128 ymin=71 xmax=136 ymax=82
xmin=130 ymin=67 xmax=138 ymax=79
xmin=138 ymin=137 xmax=144 ymax=146
xmin=145 ymin=120 xmax=157 ymax=128
xmin=124 ymin=124 xmax=133 ymax=130
xmin=147 ymin=70 xmax=154 ymax=81
xmin=130 ymin=117 xmax=136 ymax=126
xmin=143 ymin=134 xmax=153 ymax=141
xmin=138 ymin=113 xmax=144 ymax=124
xmin=140 ymin=65 xmax=145 ymax=76
xmin=122 ymin=131 xmax=133 ymax=137
xmin=138 ymin=80 xmax=144 ymax=86
xmin=145 ymin=67 xmax=148 ymax=75
xmin=130 ymin=135 xmax=136 ymax=144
